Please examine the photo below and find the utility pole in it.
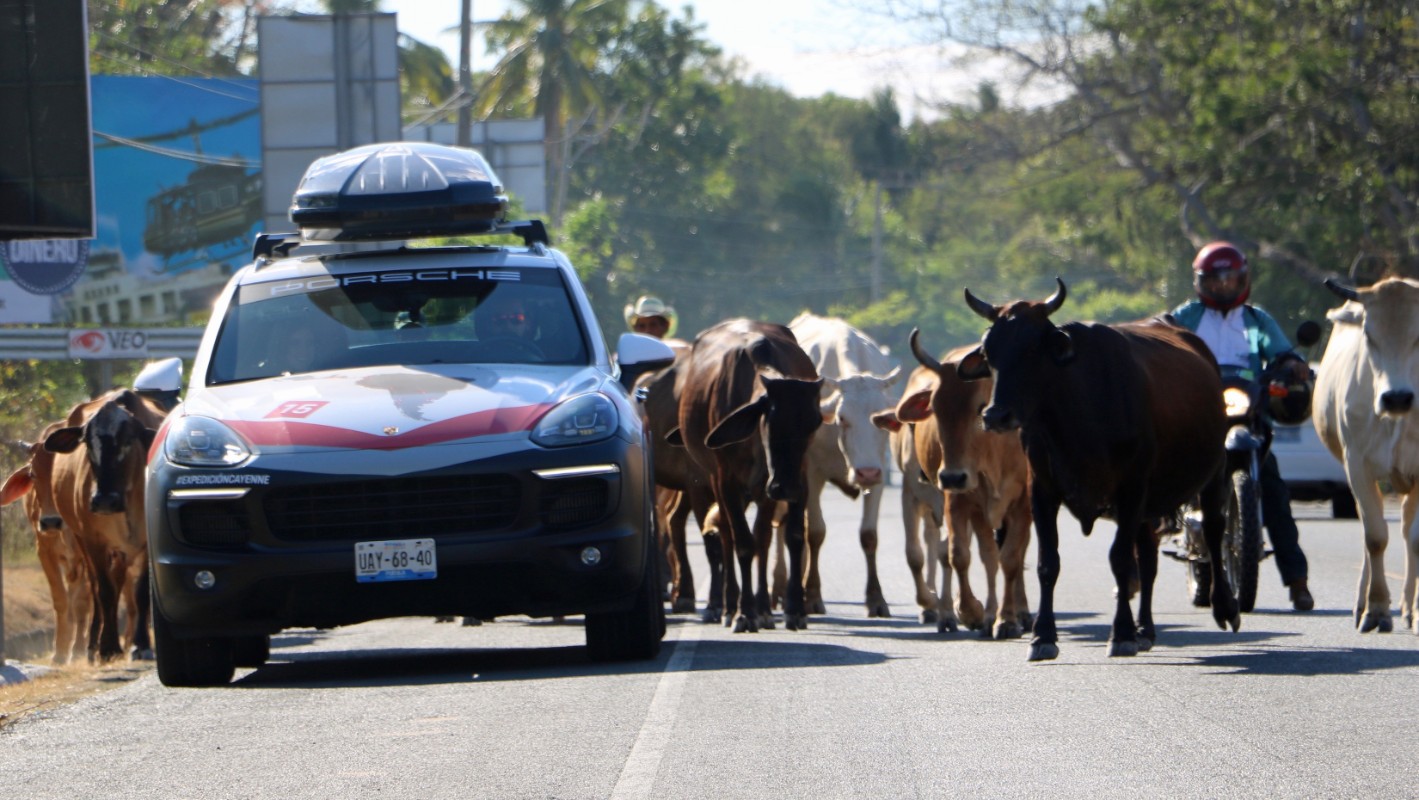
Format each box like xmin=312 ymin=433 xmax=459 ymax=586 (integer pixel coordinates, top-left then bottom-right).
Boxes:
xmin=871 ymin=179 xmax=883 ymax=304
xmin=456 ymin=0 xmax=472 ymax=147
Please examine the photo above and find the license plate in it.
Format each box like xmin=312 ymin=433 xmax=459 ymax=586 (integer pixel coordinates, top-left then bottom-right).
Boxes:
xmin=355 ymin=539 xmax=436 ymax=583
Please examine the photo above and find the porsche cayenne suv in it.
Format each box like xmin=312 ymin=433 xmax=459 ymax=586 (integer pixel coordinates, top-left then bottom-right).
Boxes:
xmin=147 ymin=142 xmax=675 ymax=686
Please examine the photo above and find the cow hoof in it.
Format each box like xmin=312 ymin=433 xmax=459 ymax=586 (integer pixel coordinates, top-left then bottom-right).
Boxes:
xmin=671 ymin=597 xmax=697 ymax=614
xmin=1213 ymin=604 xmax=1241 ymax=632
xmin=758 ymin=613 xmax=776 ymax=631
xmin=434 ymin=616 xmax=455 ymax=623
xmin=1027 ymin=642 xmax=1059 ymax=661
xmin=1018 ymin=612 xmax=1035 ymax=631
xmin=920 ymin=609 xmax=938 ymax=625
xmin=1107 ymin=640 xmax=1139 ymax=657
xmin=809 ymin=597 xmax=827 ymax=615
xmin=461 ymin=616 xmax=483 ymax=626
xmin=701 ymin=607 xmax=723 ymax=625
xmin=865 ymin=601 xmax=890 ymax=618
xmin=785 ymin=613 xmax=809 ymax=631
xmin=1137 ymin=637 xmax=1153 ymax=652
xmin=993 ymin=620 xmax=1022 ymax=640
xmin=131 ymin=647 xmax=155 ymax=662
xmin=1359 ymin=612 xmax=1393 ymax=633
xmin=732 ymin=614 xmax=757 ymax=633
xmin=938 ymin=616 xmax=959 ymax=634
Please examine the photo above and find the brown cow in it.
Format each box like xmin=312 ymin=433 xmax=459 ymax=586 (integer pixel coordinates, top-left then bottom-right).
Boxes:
xmin=668 ymin=319 xmax=823 ymax=632
xmin=45 ymin=389 xmax=168 ymax=661
xmin=960 ymin=279 xmax=1233 ymax=660
xmin=1 ymin=423 xmax=93 ymax=664
xmin=636 ymin=351 xmax=719 ymax=617
xmin=899 ymin=332 xmax=1033 ymax=640
xmin=870 ymin=366 xmax=947 ymax=626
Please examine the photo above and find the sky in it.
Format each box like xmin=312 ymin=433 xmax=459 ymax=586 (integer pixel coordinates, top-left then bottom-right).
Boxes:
xmin=379 ymin=0 xmax=992 ymax=121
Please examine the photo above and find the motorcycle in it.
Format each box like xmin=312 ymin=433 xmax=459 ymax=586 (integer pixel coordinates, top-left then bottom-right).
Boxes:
xmin=1164 ymin=321 xmax=1320 ymax=612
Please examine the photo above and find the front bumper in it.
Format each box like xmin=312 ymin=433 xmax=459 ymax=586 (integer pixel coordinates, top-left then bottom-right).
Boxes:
xmin=148 ymin=437 xmax=650 ymax=637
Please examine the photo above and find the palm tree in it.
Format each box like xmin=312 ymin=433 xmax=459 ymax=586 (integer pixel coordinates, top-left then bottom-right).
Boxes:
xmin=473 ymin=0 xmax=629 ymax=224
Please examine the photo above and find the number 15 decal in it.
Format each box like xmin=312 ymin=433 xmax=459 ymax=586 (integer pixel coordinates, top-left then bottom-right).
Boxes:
xmin=265 ymin=400 xmax=329 ymax=419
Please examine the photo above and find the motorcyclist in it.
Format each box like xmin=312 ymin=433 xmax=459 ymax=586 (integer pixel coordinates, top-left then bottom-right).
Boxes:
xmin=1171 ymin=241 xmax=1314 ymax=611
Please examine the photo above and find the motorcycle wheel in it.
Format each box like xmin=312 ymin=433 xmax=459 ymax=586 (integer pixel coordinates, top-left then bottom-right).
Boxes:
xmin=1228 ymin=470 xmax=1263 ymax=613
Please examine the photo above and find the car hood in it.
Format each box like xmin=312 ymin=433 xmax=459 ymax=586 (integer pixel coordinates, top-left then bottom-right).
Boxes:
xmin=172 ymin=364 xmax=611 ymax=472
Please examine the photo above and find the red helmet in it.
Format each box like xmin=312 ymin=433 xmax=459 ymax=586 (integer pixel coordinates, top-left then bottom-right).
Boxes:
xmin=1193 ymin=241 xmax=1250 ymax=310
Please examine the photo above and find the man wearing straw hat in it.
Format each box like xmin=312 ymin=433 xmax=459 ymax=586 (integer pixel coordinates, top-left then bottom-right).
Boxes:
xmin=625 ymin=295 xmax=677 ymax=340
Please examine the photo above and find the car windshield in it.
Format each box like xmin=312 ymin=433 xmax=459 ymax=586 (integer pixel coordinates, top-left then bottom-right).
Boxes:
xmin=206 ymin=265 xmax=590 ymax=384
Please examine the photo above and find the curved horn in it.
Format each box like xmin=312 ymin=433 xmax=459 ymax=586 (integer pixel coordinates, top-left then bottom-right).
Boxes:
xmin=1324 ymin=277 xmax=1360 ymax=302
xmin=1043 ymin=277 xmax=1067 ymax=316
xmin=963 ymin=288 xmax=998 ymax=321
xmin=908 ymin=328 xmax=942 ymax=372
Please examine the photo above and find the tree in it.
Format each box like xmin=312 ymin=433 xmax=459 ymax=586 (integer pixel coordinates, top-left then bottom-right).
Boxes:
xmin=472 ymin=0 xmax=631 ymax=224
xmin=88 ymin=0 xmax=260 ymax=76
xmin=872 ymin=0 xmax=1419 ymax=293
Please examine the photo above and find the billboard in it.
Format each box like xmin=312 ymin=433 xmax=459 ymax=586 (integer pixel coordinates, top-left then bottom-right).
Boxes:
xmin=0 ymin=0 xmax=94 ymax=239
xmin=27 ymin=75 xmax=263 ymax=327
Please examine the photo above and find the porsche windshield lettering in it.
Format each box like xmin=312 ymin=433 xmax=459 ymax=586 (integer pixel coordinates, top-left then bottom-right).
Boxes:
xmin=244 ymin=269 xmax=522 ymax=301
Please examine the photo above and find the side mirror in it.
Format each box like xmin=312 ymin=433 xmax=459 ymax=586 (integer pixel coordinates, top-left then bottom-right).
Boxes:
xmin=1295 ymin=320 xmax=1322 ymax=348
xmin=133 ymin=357 xmax=184 ymax=411
xmin=616 ymin=333 xmax=676 ymax=392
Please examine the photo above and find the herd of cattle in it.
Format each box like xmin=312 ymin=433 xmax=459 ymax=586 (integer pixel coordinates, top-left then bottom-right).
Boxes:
xmin=6 ymin=277 xmax=1419 ymax=667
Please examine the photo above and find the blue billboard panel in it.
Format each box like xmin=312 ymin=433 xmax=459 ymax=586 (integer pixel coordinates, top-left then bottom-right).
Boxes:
xmin=58 ymin=75 xmax=262 ymax=326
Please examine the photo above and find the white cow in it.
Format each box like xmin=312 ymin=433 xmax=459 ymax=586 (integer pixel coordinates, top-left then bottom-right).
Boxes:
xmin=774 ymin=313 xmax=902 ymax=616
xmin=1315 ymin=277 xmax=1419 ymax=633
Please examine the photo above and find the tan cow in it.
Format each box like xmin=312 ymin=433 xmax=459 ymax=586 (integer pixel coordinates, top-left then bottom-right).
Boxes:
xmin=1 ymin=422 xmax=93 ymax=664
xmin=896 ymin=332 xmax=1033 ymax=639
xmin=45 ymin=389 xmax=168 ymax=661
xmin=870 ymin=365 xmax=948 ymax=627
xmin=1315 ymin=277 xmax=1419 ymax=633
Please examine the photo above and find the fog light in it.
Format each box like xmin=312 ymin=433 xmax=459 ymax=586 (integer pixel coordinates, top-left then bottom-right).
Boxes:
xmin=193 ymin=570 xmax=217 ymax=590
xmin=580 ymin=546 xmax=602 ymax=566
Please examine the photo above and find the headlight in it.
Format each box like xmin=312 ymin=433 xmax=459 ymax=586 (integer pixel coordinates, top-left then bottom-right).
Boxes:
xmin=1222 ymin=386 xmax=1251 ymax=418
xmin=163 ymin=416 xmax=255 ymax=467
xmin=531 ymin=393 xmax=618 ymax=447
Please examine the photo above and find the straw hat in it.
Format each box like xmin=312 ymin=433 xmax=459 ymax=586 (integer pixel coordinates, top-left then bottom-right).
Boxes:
xmin=624 ymin=295 xmax=677 ymax=337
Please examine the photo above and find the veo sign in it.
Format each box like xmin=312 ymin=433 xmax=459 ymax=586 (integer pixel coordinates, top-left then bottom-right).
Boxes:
xmin=68 ymin=329 xmax=150 ymax=359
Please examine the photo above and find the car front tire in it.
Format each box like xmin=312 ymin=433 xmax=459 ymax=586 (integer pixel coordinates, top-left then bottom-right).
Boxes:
xmin=152 ymin=582 xmax=236 ymax=687
xmin=586 ymin=543 xmax=665 ymax=663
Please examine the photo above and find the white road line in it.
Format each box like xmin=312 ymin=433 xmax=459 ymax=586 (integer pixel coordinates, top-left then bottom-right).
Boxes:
xmin=609 ymin=624 xmax=701 ymax=799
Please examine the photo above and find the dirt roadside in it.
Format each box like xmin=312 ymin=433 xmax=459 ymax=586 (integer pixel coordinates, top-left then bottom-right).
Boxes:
xmin=2 ymin=564 xmax=153 ymax=730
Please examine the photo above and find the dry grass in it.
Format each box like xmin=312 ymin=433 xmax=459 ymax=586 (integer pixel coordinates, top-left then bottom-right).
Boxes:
xmin=2 ymin=563 xmax=153 ymax=730
xmin=3 ymin=563 xmax=53 ymax=639
xmin=0 ymin=661 xmax=151 ymax=729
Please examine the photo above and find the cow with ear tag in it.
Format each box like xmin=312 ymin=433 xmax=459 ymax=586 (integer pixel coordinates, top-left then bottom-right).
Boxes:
xmin=666 ymin=319 xmax=824 ymax=633
xmin=959 ymin=278 xmax=1233 ymax=660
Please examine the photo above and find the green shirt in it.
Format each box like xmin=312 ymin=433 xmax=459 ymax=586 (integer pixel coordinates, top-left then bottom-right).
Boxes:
xmin=1170 ymin=300 xmax=1295 ymax=380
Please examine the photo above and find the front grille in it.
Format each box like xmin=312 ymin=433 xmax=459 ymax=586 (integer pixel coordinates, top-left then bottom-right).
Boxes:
xmin=179 ymin=500 xmax=252 ymax=547
xmin=265 ymin=475 xmax=520 ymax=542
xmin=539 ymin=477 xmax=612 ymax=529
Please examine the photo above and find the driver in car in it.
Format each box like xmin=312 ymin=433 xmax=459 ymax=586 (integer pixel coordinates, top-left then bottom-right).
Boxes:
xmin=477 ymin=292 xmax=539 ymax=352
xmin=1170 ymin=241 xmax=1313 ymax=612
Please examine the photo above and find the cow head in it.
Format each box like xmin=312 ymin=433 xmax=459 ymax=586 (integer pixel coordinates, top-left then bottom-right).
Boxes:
xmin=819 ymin=368 xmax=901 ymax=489
xmin=1326 ymin=277 xmax=1419 ymax=416
xmin=45 ymin=396 xmax=158 ymax=515
xmin=707 ymin=372 xmax=824 ymax=502
xmin=904 ymin=330 xmax=1005 ymax=492
xmin=960 ymin=277 xmax=1073 ymax=433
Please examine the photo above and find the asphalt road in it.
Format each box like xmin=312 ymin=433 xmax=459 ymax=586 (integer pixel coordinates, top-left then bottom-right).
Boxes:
xmin=2 ymin=488 xmax=1415 ymax=799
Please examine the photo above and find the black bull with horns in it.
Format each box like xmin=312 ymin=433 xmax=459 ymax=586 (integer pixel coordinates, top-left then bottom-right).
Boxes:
xmin=957 ymin=278 xmax=1237 ymax=660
